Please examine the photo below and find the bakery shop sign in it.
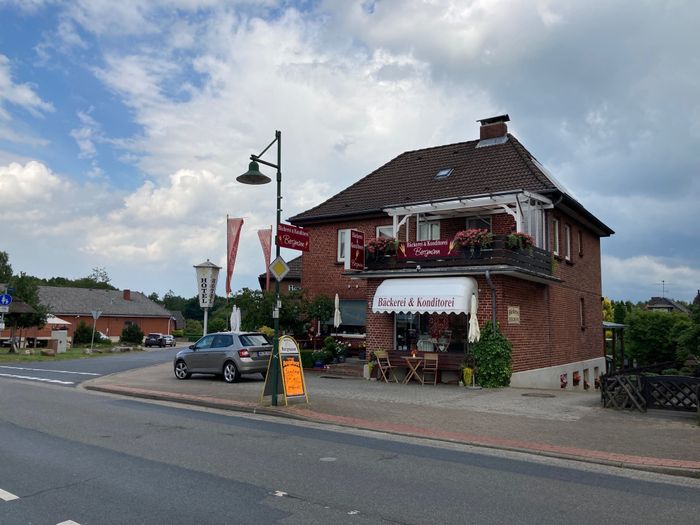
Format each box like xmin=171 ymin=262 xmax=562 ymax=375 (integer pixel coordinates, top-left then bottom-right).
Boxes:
xmin=397 ymin=239 xmax=457 ymax=260
xmin=277 ymin=223 xmax=310 ymax=252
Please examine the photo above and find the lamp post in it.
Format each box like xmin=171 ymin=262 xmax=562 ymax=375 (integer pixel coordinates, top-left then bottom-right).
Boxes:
xmin=237 ymin=130 xmax=282 ymax=406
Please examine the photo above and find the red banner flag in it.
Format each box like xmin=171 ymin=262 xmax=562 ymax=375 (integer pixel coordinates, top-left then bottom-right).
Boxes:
xmin=225 ymin=217 xmax=244 ymax=296
xmin=257 ymin=227 xmax=272 ymax=291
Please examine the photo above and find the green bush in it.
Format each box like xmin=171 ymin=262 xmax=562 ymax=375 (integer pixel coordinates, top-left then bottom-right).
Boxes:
xmin=471 ymin=321 xmax=512 ymax=388
xmin=172 ymin=329 xmax=184 ymax=337
xmin=661 ymin=368 xmax=680 ymax=376
xmin=72 ymin=321 xmax=93 ymax=345
xmin=626 ymin=311 xmax=689 ymax=365
xmin=258 ymin=325 xmax=274 ymax=338
xmin=184 ymin=319 xmax=203 ymax=337
xmin=300 ymin=350 xmax=315 ymax=369
xmin=120 ymin=324 xmax=145 ymax=345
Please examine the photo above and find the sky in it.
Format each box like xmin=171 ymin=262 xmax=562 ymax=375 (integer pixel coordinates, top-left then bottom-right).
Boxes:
xmin=0 ymin=0 xmax=698 ymax=304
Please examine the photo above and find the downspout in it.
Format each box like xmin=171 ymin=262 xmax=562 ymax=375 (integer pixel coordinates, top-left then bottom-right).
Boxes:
xmin=485 ymin=270 xmax=497 ymax=326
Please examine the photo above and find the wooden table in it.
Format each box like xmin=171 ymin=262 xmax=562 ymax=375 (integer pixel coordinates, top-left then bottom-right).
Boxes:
xmin=402 ymin=356 xmax=424 ymax=385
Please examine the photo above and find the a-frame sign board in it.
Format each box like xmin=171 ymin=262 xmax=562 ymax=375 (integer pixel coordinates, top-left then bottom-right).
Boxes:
xmin=261 ymin=335 xmax=309 ymax=406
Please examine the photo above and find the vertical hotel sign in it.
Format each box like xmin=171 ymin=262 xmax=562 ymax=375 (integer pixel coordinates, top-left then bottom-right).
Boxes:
xmin=345 ymin=229 xmax=365 ymax=271
xmin=195 ymin=261 xmax=221 ymax=308
xmin=261 ymin=335 xmax=309 ymax=405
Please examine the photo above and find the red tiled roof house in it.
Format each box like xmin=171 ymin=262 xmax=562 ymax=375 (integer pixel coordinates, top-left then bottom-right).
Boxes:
xmin=290 ymin=115 xmax=614 ymax=389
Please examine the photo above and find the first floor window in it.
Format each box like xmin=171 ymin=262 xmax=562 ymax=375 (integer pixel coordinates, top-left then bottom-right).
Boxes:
xmin=552 ymin=218 xmax=560 ymax=256
xmin=337 ymin=229 xmax=351 ymax=262
xmin=376 ymin=225 xmax=394 ymax=238
xmin=564 ymin=224 xmax=572 ymax=261
xmin=417 ymin=220 xmax=440 ymax=241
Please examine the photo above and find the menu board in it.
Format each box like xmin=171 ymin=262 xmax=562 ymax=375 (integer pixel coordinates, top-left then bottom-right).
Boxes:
xmin=261 ymin=335 xmax=309 ymax=405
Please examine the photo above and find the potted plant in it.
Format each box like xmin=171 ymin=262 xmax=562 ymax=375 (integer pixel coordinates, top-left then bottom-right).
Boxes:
xmin=506 ymin=232 xmax=535 ymax=253
xmin=366 ymin=237 xmax=398 ymax=260
xmin=312 ymin=349 xmax=327 ymax=368
xmin=452 ymin=229 xmax=493 ymax=257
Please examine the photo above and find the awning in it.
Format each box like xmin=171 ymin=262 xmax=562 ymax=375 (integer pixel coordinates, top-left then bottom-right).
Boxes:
xmin=46 ymin=315 xmax=72 ymax=325
xmin=372 ymin=277 xmax=477 ymax=314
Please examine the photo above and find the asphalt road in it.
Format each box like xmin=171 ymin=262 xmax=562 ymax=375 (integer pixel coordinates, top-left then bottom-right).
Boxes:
xmin=0 ymin=347 xmax=180 ymax=387
xmin=1 ymin=379 xmax=699 ymax=524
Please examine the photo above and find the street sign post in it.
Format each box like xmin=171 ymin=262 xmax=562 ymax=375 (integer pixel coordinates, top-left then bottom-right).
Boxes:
xmin=88 ymin=310 xmax=102 ymax=354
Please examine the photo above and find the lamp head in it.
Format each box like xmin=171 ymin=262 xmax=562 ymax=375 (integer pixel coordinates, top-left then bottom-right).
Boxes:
xmin=237 ymin=160 xmax=271 ymax=185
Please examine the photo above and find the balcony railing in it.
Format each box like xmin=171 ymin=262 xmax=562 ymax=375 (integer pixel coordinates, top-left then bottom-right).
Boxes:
xmin=363 ymin=235 xmax=553 ymax=277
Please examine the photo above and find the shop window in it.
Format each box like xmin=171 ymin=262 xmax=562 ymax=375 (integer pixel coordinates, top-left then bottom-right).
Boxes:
xmin=337 ymin=229 xmax=351 ymax=262
xmin=564 ymin=224 xmax=572 ymax=261
xmin=395 ymin=312 xmax=467 ymax=352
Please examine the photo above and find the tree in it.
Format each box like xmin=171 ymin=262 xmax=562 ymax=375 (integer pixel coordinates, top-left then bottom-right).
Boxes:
xmin=602 ymin=297 xmax=613 ymax=322
xmin=162 ymin=290 xmax=188 ymax=312
xmin=613 ymin=301 xmax=627 ymax=324
xmin=72 ymin=321 xmax=93 ymax=345
xmin=120 ymin=323 xmax=144 ymax=345
xmin=626 ymin=310 xmax=689 ymax=365
xmin=6 ymin=272 xmax=48 ymax=352
xmin=184 ymin=319 xmax=203 ymax=337
xmin=148 ymin=292 xmax=160 ymax=303
xmin=306 ymin=294 xmax=334 ymax=327
xmin=0 ymin=251 xmax=12 ymax=284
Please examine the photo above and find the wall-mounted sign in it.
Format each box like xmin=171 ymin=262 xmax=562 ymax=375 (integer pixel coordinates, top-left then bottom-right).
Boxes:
xmin=397 ymin=240 xmax=458 ymax=260
xmin=346 ymin=229 xmax=365 ymax=271
xmin=277 ymin=223 xmax=310 ymax=252
xmin=508 ymin=305 xmax=521 ymax=324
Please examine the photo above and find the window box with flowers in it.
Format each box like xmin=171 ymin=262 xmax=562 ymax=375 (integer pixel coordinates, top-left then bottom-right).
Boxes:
xmin=452 ymin=229 xmax=493 ymax=257
xmin=366 ymin=237 xmax=398 ymax=260
xmin=506 ymin=232 xmax=535 ymax=254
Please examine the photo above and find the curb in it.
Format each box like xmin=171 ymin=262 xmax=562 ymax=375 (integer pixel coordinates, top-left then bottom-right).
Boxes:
xmin=84 ymin=383 xmax=700 ymax=479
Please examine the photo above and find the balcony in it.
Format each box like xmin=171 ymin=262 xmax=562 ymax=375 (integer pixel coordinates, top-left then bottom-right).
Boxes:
xmin=358 ymin=235 xmax=558 ymax=283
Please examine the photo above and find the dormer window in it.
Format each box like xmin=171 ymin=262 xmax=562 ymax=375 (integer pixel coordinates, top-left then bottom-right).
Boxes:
xmin=435 ymin=168 xmax=453 ymax=180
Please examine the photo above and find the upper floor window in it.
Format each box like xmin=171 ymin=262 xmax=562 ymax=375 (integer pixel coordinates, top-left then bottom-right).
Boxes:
xmin=417 ymin=220 xmax=440 ymax=241
xmin=376 ymin=225 xmax=394 ymax=238
xmin=578 ymin=229 xmax=584 ymax=257
xmin=337 ymin=229 xmax=352 ymax=262
xmin=466 ymin=216 xmax=492 ymax=231
xmin=552 ymin=218 xmax=560 ymax=256
xmin=579 ymin=297 xmax=586 ymax=330
xmin=564 ymin=224 xmax=572 ymax=261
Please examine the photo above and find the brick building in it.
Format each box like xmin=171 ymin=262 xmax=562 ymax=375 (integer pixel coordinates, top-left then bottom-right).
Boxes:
xmin=0 ymin=286 xmax=175 ymax=343
xmin=289 ymin=115 xmax=614 ymax=389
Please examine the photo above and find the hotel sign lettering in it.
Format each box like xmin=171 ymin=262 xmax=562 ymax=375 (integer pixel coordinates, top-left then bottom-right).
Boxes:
xmin=397 ymin=239 xmax=457 ymax=260
xmin=346 ymin=229 xmax=365 ymax=271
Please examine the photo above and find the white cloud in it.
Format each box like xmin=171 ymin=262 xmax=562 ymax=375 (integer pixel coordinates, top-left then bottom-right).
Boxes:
xmin=603 ymin=255 xmax=700 ymax=303
xmin=0 ymin=54 xmax=54 ymax=117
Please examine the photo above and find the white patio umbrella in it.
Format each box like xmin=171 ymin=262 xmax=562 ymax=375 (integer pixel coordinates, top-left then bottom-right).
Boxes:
xmin=333 ymin=293 xmax=342 ymax=331
xmin=230 ymin=306 xmax=241 ymax=332
xmin=468 ymin=294 xmax=480 ymax=343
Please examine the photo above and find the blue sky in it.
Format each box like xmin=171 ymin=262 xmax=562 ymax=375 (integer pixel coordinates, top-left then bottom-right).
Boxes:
xmin=1 ymin=0 xmax=699 ymax=303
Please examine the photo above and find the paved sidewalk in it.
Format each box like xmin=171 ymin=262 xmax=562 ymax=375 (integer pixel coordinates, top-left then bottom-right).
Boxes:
xmin=83 ymin=362 xmax=700 ymax=478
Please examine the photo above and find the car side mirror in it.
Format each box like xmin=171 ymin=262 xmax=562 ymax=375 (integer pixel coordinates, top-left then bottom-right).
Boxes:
xmin=189 ymin=344 xmax=195 ymax=350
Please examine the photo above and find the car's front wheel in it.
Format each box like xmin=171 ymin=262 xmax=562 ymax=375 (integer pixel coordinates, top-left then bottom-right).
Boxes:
xmin=174 ymin=360 xmax=191 ymax=380
xmin=223 ymin=361 xmax=241 ymax=383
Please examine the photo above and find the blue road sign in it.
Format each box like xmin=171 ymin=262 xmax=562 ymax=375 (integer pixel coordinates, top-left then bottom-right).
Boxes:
xmin=0 ymin=294 xmax=12 ymax=306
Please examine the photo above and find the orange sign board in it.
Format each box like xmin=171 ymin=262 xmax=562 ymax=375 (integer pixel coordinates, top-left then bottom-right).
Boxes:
xmin=282 ymin=357 xmax=304 ymax=397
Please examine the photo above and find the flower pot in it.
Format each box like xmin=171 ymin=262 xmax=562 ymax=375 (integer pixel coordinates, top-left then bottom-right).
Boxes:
xmin=314 ymin=360 xmax=325 ymax=368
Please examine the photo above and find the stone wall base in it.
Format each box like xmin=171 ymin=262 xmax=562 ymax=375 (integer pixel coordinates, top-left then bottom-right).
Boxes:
xmin=510 ymin=356 xmax=606 ymax=391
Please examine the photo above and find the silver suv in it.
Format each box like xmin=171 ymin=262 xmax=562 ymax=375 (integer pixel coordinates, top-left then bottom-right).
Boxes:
xmin=173 ymin=332 xmax=271 ymax=383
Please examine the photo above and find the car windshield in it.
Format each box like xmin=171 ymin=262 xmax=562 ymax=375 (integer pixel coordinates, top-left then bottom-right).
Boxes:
xmin=239 ymin=334 xmax=271 ymax=346
xmin=148 ymin=333 xmax=161 ymax=338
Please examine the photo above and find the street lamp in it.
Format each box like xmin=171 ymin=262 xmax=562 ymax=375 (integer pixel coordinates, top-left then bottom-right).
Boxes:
xmin=237 ymin=130 xmax=282 ymax=406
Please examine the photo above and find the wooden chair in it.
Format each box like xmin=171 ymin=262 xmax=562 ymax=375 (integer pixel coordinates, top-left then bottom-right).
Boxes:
xmin=422 ymin=353 xmax=439 ymax=385
xmin=374 ymin=350 xmax=398 ymax=383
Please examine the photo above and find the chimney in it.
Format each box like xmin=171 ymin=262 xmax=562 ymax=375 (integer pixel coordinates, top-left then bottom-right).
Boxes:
xmin=478 ymin=114 xmax=510 ymax=140
xmin=123 ymin=289 xmax=131 ymax=301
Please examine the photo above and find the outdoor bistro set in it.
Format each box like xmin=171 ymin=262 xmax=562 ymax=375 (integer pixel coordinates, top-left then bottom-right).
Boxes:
xmin=373 ymin=349 xmax=440 ymax=386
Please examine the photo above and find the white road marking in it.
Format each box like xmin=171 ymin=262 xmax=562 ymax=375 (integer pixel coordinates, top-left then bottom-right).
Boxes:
xmin=0 ymin=373 xmax=74 ymax=385
xmin=56 ymin=521 xmax=82 ymax=525
xmin=273 ymin=491 xmax=288 ymax=497
xmin=0 ymin=488 xmax=19 ymax=501
xmin=0 ymin=365 xmax=99 ymax=376
xmin=319 ymin=457 xmax=337 ymax=462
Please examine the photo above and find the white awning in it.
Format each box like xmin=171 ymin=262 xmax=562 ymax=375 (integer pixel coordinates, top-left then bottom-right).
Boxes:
xmin=46 ymin=315 xmax=72 ymax=325
xmin=371 ymin=277 xmax=477 ymax=315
